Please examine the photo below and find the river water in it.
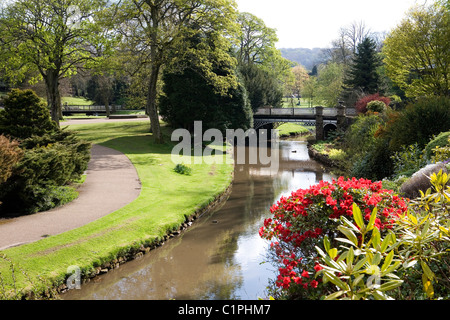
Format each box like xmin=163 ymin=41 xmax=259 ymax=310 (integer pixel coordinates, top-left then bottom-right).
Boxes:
xmin=63 ymin=140 xmax=335 ymax=300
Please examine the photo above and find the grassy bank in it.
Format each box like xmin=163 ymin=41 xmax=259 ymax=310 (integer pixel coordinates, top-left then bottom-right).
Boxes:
xmin=0 ymin=121 xmax=234 ymax=299
xmin=276 ymin=123 xmax=310 ymax=138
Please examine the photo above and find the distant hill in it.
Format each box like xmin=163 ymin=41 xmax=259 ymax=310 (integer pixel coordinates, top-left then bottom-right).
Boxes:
xmin=280 ymin=48 xmax=328 ymax=71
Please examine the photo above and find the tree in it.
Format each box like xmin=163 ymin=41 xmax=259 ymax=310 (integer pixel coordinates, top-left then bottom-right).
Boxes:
xmin=316 ymin=62 xmax=345 ymax=108
xmin=236 ymin=12 xmax=278 ymax=65
xmin=344 ymin=37 xmax=381 ymax=94
xmin=0 ymin=0 xmax=112 ymax=127
xmin=116 ymin=0 xmax=239 ymax=143
xmin=382 ymin=1 xmax=450 ymax=97
xmin=159 ymin=21 xmax=252 ymax=132
xmin=302 ymin=76 xmax=318 ymax=108
xmin=235 ymin=12 xmax=291 ymax=109
xmin=239 ymin=63 xmax=283 ymax=111
xmin=290 ymin=65 xmax=310 ymax=99
xmin=327 ymin=21 xmax=373 ymax=66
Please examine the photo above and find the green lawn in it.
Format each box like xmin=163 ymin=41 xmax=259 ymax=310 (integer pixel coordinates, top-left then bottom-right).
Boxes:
xmin=61 ymin=96 xmax=94 ymax=106
xmin=0 ymin=121 xmax=234 ymax=299
xmin=276 ymin=123 xmax=310 ymax=137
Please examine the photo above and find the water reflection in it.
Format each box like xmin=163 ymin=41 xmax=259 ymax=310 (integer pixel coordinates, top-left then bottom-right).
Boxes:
xmin=62 ymin=141 xmax=335 ymax=300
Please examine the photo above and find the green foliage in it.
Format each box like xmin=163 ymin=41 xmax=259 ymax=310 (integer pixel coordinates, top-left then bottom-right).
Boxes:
xmin=315 ymin=205 xmax=403 ymax=300
xmin=0 ymin=135 xmax=23 ymax=184
xmin=342 ymin=114 xmax=394 ymax=180
xmin=315 ymin=62 xmax=345 ymax=107
xmin=314 ymin=171 xmax=450 ymax=300
xmin=159 ymin=65 xmax=253 ymax=134
xmin=0 ymin=89 xmax=57 ymax=139
xmin=393 ymin=170 xmax=450 ymax=299
xmin=344 ymin=37 xmax=382 ymax=94
xmin=239 ymin=63 xmax=283 ymax=110
xmin=366 ymin=100 xmax=387 ymax=113
xmin=0 ymin=132 xmax=91 ymax=215
xmin=0 ymin=89 xmax=91 ymax=215
xmin=432 ymin=138 xmax=450 ymax=163
xmin=382 ymin=96 xmax=450 ymax=151
xmin=382 ymin=1 xmax=450 ymax=97
xmin=0 ymin=0 xmax=112 ymax=124
xmin=391 ymin=143 xmax=427 ymax=177
xmin=424 ymin=131 xmax=450 ymax=160
xmin=174 ymin=164 xmax=192 ymax=176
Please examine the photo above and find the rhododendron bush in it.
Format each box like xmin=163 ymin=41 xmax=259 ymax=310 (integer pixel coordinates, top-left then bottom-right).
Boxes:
xmin=259 ymin=177 xmax=409 ymax=299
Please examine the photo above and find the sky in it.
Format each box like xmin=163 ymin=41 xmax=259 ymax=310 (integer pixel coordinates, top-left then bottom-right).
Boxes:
xmin=235 ymin=0 xmax=428 ymax=49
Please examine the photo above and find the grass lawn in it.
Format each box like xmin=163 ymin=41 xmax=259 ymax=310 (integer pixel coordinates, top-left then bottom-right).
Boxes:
xmin=0 ymin=121 xmax=234 ymax=299
xmin=62 ymin=96 xmax=94 ymax=106
xmin=276 ymin=123 xmax=310 ymax=137
xmin=281 ymin=98 xmax=312 ymax=108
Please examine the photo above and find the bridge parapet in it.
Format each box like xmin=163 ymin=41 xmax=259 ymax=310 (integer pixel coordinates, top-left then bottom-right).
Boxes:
xmin=254 ymin=107 xmax=356 ymax=117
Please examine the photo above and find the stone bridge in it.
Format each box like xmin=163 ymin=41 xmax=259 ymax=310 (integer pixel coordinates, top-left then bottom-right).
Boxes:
xmin=253 ymin=106 xmax=357 ymax=140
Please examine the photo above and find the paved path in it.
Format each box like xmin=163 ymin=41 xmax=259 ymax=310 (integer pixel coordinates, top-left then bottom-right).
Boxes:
xmin=0 ymin=144 xmax=142 ymax=251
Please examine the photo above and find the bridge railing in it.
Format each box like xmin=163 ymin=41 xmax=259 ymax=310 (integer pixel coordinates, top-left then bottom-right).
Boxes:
xmin=254 ymin=107 xmax=357 ymax=117
xmin=63 ymin=105 xmax=124 ymax=111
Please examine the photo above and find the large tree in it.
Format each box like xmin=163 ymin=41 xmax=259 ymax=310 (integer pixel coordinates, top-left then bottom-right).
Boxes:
xmin=116 ymin=0 xmax=239 ymax=143
xmin=316 ymin=62 xmax=345 ymax=108
xmin=344 ymin=37 xmax=381 ymax=94
xmin=382 ymin=1 xmax=450 ymax=97
xmin=0 ymin=0 xmax=111 ymax=127
xmin=234 ymin=12 xmax=290 ymax=109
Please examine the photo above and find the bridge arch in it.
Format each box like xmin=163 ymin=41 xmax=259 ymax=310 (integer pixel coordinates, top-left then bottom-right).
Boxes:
xmin=323 ymin=123 xmax=337 ymax=139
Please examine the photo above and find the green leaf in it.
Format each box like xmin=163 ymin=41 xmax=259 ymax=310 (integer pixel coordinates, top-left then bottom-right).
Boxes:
xmin=380 ymin=233 xmax=392 ymax=253
xmin=381 ymin=251 xmax=394 ymax=272
xmin=379 ymin=280 xmax=403 ymax=292
xmin=352 ymin=203 xmax=364 ymax=230
xmin=420 ymin=261 xmax=436 ymax=282
xmin=422 ymin=273 xmax=435 ymax=298
xmin=325 ymin=290 xmax=346 ymax=300
xmin=353 ymin=256 xmax=368 ymax=272
xmin=325 ymin=271 xmax=349 ymax=291
xmin=337 ymin=226 xmax=358 ymax=246
xmin=328 ymin=248 xmax=338 ymax=260
xmin=323 ymin=235 xmax=331 ymax=253
xmin=371 ymin=227 xmax=381 ymax=250
xmin=421 ymin=216 xmax=431 ymax=238
xmin=367 ymin=207 xmax=378 ymax=231
xmin=347 ymin=247 xmax=355 ymax=267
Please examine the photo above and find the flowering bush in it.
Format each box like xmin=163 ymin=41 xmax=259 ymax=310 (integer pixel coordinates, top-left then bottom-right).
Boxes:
xmin=259 ymin=177 xmax=409 ymax=299
xmin=355 ymin=93 xmax=391 ymax=114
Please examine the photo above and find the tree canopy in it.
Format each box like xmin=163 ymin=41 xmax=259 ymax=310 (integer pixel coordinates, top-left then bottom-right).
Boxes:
xmin=0 ymin=0 xmax=112 ymax=126
xmin=382 ymin=1 xmax=450 ymax=97
xmin=344 ymin=37 xmax=382 ymax=94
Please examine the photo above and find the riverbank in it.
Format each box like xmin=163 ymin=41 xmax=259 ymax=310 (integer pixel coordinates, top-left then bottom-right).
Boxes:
xmin=0 ymin=121 xmax=234 ymax=299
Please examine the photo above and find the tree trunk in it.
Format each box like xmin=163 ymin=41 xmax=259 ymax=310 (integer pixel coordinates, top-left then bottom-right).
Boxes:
xmin=147 ymin=63 xmax=163 ymax=143
xmin=45 ymin=71 xmax=62 ymax=128
xmin=104 ymin=96 xmax=110 ymax=117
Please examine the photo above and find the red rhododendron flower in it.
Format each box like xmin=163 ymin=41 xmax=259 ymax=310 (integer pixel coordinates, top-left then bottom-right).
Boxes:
xmin=260 ymin=177 xmax=409 ymax=296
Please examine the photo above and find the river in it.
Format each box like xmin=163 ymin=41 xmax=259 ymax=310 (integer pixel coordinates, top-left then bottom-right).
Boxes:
xmin=62 ymin=140 xmax=335 ymax=300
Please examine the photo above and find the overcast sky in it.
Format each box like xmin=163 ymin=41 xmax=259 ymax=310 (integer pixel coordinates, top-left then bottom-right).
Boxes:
xmin=236 ymin=0 xmax=428 ymax=49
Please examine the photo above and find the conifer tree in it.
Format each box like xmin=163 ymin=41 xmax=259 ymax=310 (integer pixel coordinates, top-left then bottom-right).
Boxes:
xmin=344 ymin=37 xmax=381 ymax=94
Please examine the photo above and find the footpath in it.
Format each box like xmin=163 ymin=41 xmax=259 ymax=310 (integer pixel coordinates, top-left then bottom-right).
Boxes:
xmin=0 ymin=144 xmax=141 ymax=250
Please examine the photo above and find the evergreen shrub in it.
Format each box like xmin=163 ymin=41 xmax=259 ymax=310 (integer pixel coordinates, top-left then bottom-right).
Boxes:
xmin=0 ymin=89 xmax=91 ymax=215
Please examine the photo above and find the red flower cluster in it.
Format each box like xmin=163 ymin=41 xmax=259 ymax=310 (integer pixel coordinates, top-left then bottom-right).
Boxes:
xmin=260 ymin=177 xmax=408 ymax=292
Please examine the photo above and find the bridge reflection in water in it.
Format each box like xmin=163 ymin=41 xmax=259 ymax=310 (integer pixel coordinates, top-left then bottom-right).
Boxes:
xmin=235 ymin=141 xmax=328 ymax=182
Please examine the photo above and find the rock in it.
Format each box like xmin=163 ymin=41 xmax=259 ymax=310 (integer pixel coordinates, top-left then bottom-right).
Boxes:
xmin=399 ymin=162 xmax=448 ymax=199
